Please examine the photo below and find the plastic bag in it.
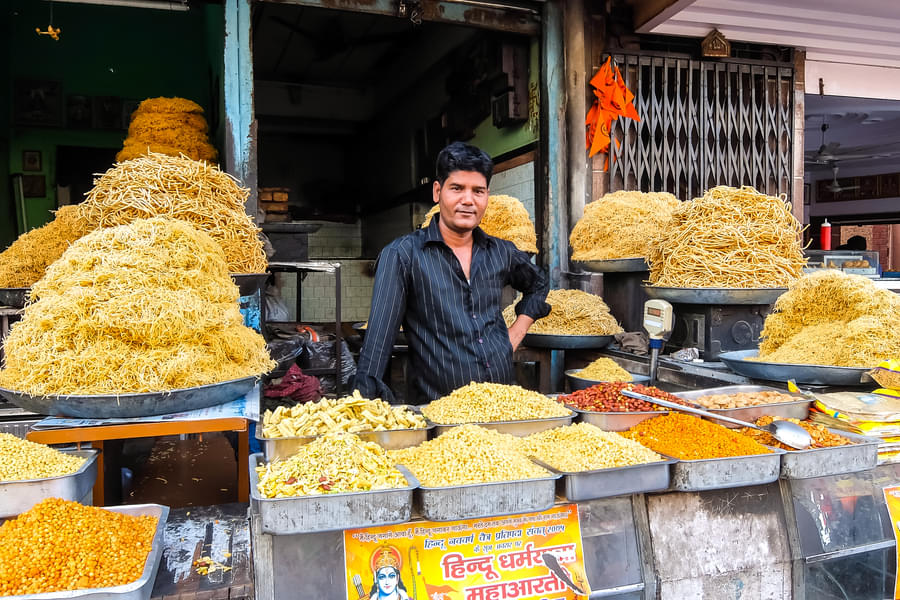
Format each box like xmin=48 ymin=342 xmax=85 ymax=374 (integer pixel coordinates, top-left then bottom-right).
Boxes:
xmin=300 ymin=339 xmax=357 ymax=395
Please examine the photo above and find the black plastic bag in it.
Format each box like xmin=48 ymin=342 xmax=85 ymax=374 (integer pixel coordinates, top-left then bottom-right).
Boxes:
xmin=300 ymin=339 xmax=357 ymax=395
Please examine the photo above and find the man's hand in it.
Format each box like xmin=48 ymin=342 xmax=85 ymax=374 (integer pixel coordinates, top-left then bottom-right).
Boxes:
xmin=508 ymin=314 xmax=535 ymax=352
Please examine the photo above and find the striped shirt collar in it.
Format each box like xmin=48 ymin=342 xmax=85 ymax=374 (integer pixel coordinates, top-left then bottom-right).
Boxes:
xmin=423 ymin=212 xmax=493 ymax=249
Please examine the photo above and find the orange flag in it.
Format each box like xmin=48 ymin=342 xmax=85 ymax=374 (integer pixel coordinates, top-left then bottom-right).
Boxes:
xmin=586 ymin=57 xmax=640 ymax=167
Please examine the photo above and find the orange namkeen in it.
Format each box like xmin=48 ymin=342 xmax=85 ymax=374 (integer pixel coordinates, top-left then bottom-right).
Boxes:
xmin=623 ymin=413 xmax=772 ymax=460
xmin=0 ymin=498 xmax=157 ymax=596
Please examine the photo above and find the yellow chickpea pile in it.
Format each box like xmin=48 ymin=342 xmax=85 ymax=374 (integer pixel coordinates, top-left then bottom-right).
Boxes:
xmin=0 ymin=498 xmax=158 ymax=596
xmin=422 ymin=382 xmax=570 ymax=424
xmin=0 ymin=433 xmax=86 ymax=481
xmin=517 ymin=423 xmax=662 ymax=472
xmin=389 ymin=425 xmax=549 ymax=486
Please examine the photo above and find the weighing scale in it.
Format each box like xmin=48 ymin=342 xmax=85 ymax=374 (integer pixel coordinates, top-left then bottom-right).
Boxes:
xmin=642 ymin=299 xmax=673 ymax=384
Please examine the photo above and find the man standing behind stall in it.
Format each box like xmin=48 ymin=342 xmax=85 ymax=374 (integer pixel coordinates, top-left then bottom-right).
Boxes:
xmin=353 ymin=142 xmax=550 ymax=403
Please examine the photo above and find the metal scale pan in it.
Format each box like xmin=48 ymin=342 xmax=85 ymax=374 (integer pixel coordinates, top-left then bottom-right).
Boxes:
xmin=642 ymin=285 xmax=787 ymax=305
xmin=575 ymin=258 xmax=649 ymax=273
xmin=0 ymin=287 xmax=29 ymax=308
xmin=0 ymin=375 xmax=258 ymax=418
xmin=522 ymin=333 xmax=614 ymax=349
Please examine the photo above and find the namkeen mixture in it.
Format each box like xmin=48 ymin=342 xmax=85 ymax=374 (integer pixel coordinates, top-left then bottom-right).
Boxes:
xmin=260 ymin=391 xmax=427 ymax=438
xmin=0 ymin=499 xmax=158 ymax=596
xmin=504 ymin=289 xmax=622 ymax=335
xmin=421 ymin=382 xmax=570 ymax=424
xmin=389 ymin=425 xmax=548 ymax=486
xmin=752 ymin=270 xmax=900 ymax=367
xmin=570 ymin=190 xmax=680 ymax=261
xmin=0 ymin=218 xmax=274 ymax=395
xmin=0 ymin=433 xmax=86 ymax=481
xmin=422 ymin=194 xmax=538 ymax=253
xmin=692 ymin=390 xmax=799 ymax=409
xmin=255 ymin=434 xmax=407 ymax=498
xmin=739 ymin=416 xmax=854 ymax=451
xmin=623 ymin=413 xmax=772 ymax=459
xmin=574 ymin=357 xmax=633 ymax=382
xmin=518 ymin=423 xmax=661 ymax=472
xmin=648 ymin=185 xmax=806 ymax=288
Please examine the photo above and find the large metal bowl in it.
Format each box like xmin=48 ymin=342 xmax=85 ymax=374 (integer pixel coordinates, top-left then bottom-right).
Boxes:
xmin=565 ymin=369 xmax=649 ymax=391
xmin=642 ymin=286 xmax=786 ymax=305
xmin=718 ymin=350 xmax=874 ymax=386
xmin=522 ymin=333 xmax=614 ymax=349
xmin=575 ymin=258 xmax=649 ymax=273
xmin=0 ymin=376 xmax=258 ymax=418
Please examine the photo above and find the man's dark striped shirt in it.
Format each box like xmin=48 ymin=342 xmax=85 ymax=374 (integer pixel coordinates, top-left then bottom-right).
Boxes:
xmin=353 ymin=216 xmax=550 ymax=403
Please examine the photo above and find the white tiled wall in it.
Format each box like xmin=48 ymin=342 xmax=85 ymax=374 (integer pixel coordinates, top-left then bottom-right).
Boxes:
xmin=275 ymin=259 xmax=374 ymax=323
xmin=490 ymin=161 xmax=536 ymax=221
xmin=308 ymin=221 xmax=362 ymax=258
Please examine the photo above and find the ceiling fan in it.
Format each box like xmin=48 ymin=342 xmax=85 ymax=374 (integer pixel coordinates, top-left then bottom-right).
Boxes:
xmin=824 ymin=162 xmax=859 ymax=193
xmin=805 ymin=118 xmax=898 ymax=165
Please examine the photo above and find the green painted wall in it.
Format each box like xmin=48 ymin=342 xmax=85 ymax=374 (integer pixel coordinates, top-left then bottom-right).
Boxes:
xmin=4 ymin=0 xmax=222 ymax=244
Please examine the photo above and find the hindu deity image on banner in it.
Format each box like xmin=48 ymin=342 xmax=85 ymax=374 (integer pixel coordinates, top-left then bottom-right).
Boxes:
xmin=343 ymin=505 xmax=590 ymax=600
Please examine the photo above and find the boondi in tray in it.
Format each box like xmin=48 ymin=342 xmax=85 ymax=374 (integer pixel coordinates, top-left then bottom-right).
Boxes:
xmin=623 ymin=413 xmax=772 ymax=460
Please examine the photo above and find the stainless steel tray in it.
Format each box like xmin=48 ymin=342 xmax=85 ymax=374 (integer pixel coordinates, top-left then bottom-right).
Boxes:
xmin=569 ymin=406 xmax=665 ymax=432
xmin=565 ymin=369 xmax=649 ymax=392
xmin=575 ymin=258 xmax=649 ymax=273
xmin=642 ymin=285 xmax=786 ymax=305
xmin=718 ymin=350 xmax=874 ymax=386
xmin=412 ymin=473 xmax=560 ymax=521
xmin=249 ymin=453 xmax=417 ymax=535
xmin=674 ymin=385 xmax=810 ymax=429
xmin=0 ymin=449 xmax=99 ymax=519
xmin=257 ymin=406 xmax=433 ymax=460
xmin=534 ymin=458 xmax=675 ymax=501
xmin=522 ymin=333 xmax=613 ymax=349
xmin=8 ymin=503 xmax=169 ymax=600
xmin=0 ymin=287 xmax=28 ymax=308
xmin=779 ymin=430 xmax=879 ymax=479
xmin=669 ymin=449 xmax=785 ymax=492
xmin=431 ymin=411 xmax=574 ymax=437
xmin=0 ymin=376 xmax=258 ymax=418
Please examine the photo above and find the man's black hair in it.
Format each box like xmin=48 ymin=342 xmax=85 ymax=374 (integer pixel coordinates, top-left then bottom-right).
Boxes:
xmin=435 ymin=142 xmax=493 ymax=186
xmin=846 ymin=235 xmax=867 ymax=251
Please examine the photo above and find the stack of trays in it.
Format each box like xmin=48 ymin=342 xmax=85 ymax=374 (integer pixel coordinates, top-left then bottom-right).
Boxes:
xmin=412 ymin=474 xmax=561 ymax=522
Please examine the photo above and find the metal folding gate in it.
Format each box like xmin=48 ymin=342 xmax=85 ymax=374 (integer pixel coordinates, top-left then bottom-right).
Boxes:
xmin=608 ymin=53 xmax=794 ymax=202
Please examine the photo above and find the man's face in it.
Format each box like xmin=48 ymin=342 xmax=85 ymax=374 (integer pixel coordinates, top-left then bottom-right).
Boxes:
xmin=433 ymin=170 xmax=489 ymax=234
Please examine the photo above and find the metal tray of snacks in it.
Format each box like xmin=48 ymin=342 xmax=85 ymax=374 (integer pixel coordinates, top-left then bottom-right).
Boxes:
xmin=779 ymin=430 xmax=880 ymax=479
xmin=12 ymin=503 xmax=169 ymax=600
xmin=575 ymin=258 xmax=649 ymax=273
xmin=669 ymin=449 xmax=785 ymax=492
xmin=249 ymin=454 xmax=418 ymax=535
xmin=432 ymin=411 xmax=575 ymax=438
xmin=641 ymin=286 xmax=786 ymax=305
xmin=569 ymin=406 xmax=665 ymax=432
xmin=0 ymin=449 xmax=99 ymax=519
xmin=257 ymin=406 xmax=434 ymax=460
xmin=674 ymin=385 xmax=810 ymax=429
xmin=412 ymin=473 xmax=561 ymax=522
xmin=718 ymin=350 xmax=874 ymax=386
xmin=522 ymin=333 xmax=613 ymax=349
xmin=0 ymin=287 xmax=28 ymax=309
xmin=565 ymin=369 xmax=649 ymax=392
xmin=0 ymin=376 xmax=258 ymax=418
xmin=534 ymin=458 xmax=675 ymax=501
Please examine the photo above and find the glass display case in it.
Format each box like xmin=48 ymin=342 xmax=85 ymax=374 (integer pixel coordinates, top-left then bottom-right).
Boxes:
xmin=805 ymin=250 xmax=881 ymax=277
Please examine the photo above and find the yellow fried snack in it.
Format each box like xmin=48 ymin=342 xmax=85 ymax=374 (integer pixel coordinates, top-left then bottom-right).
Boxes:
xmin=261 ymin=390 xmax=427 ymax=438
xmin=422 ymin=382 xmax=570 ymax=424
xmin=255 ymin=433 xmax=407 ymax=498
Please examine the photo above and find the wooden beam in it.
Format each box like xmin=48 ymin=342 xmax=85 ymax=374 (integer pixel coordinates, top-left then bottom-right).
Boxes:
xmin=792 ymin=50 xmax=806 ymax=226
xmin=633 ymin=0 xmax=697 ymax=33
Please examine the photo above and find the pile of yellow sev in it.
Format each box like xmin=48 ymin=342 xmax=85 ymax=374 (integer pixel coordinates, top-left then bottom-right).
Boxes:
xmin=82 ymin=152 xmax=267 ymax=273
xmin=504 ymin=289 xmax=622 ymax=335
xmin=648 ymin=186 xmax=806 ymax=288
xmin=0 ymin=206 xmax=90 ymax=288
xmin=422 ymin=194 xmax=538 ymax=253
xmin=575 ymin=357 xmax=632 ymax=382
xmin=117 ymin=97 xmax=217 ymax=163
xmin=0 ymin=218 xmax=275 ymax=396
xmin=752 ymin=270 xmax=900 ymax=368
xmin=570 ymin=190 xmax=680 ymax=261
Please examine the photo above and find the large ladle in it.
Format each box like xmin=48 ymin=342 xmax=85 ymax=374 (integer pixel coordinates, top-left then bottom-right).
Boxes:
xmin=621 ymin=389 xmax=812 ymax=450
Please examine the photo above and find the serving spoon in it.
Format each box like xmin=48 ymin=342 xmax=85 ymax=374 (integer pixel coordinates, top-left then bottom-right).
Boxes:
xmin=621 ymin=389 xmax=812 ymax=450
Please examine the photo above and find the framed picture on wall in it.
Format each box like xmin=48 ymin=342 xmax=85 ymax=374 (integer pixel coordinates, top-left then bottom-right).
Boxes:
xmin=22 ymin=150 xmax=42 ymax=172
xmin=14 ymin=79 xmax=63 ymax=127
xmin=22 ymin=175 xmax=46 ymax=198
xmin=92 ymin=96 xmax=123 ymax=130
xmin=66 ymin=94 xmax=93 ymax=129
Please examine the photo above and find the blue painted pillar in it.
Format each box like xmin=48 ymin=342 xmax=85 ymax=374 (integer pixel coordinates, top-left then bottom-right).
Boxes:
xmin=224 ymin=0 xmax=258 ymax=220
xmin=542 ymin=1 xmax=567 ymax=289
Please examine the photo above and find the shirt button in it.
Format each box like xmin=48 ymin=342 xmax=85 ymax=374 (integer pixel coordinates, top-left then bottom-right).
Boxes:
xmin=478 ymin=338 xmax=484 ymax=344
xmin=485 ymin=361 xmax=491 ymax=368
xmin=472 ymin=314 xmax=476 ymax=319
